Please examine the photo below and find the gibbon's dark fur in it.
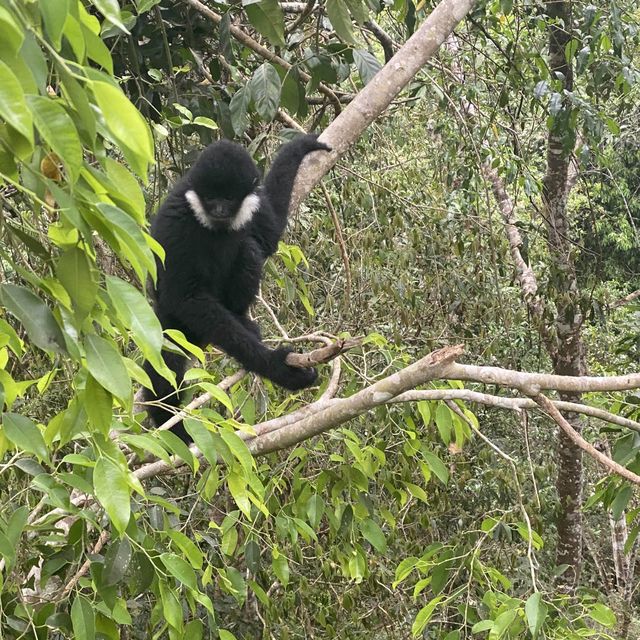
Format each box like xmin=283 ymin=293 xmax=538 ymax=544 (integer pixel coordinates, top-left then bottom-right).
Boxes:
xmin=143 ymin=134 xmax=331 ymax=441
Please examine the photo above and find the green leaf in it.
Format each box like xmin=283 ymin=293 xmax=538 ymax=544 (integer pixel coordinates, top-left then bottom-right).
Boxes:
xmin=326 ymin=0 xmax=356 ymax=44
xmin=3 ymin=413 xmax=49 ymax=461
xmin=90 ymin=80 xmax=153 ymax=174
xmin=85 ymin=335 xmax=132 ymax=402
xmin=412 ymin=597 xmax=443 ymax=637
xmin=435 ymin=403 xmax=452 ymax=444
xmin=26 ymin=95 xmax=82 ymax=183
xmin=250 ymin=63 xmax=281 ymax=121
xmin=93 ymin=457 xmax=130 ymax=534
xmin=0 ymin=284 xmax=65 ymax=354
xmin=167 ymin=530 xmax=204 ymax=569
xmin=359 ymin=518 xmax=387 ymax=553
xmin=92 ymin=0 xmax=129 ymax=32
xmin=490 ymin=608 xmax=518 ymax=638
xmin=84 ymin=374 xmax=113 ymax=436
xmin=7 ymin=506 xmax=29 ymax=546
xmin=96 ymin=203 xmax=156 ymax=281
xmin=160 ymin=552 xmax=198 ymax=590
xmin=229 ymin=87 xmax=250 ymax=137
xmin=422 ymin=451 xmax=449 ymax=484
xmin=343 ymin=0 xmax=368 ymax=23
xmin=193 ymin=116 xmax=219 ymax=130
xmin=0 ymin=59 xmax=33 ymax=144
xmin=354 ymin=49 xmax=381 ymax=85
xmin=0 ymin=6 xmax=24 ymax=55
xmin=525 ymin=593 xmax=547 ymax=638
xmin=103 ymin=536 xmax=133 ymax=586
xmin=106 ymin=276 xmax=164 ymax=366
xmin=587 ymin=603 xmax=616 ymax=627
xmin=56 ymin=248 xmax=98 ymax=319
xmin=159 ymin=580 xmax=183 ymax=631
xmin=245 ymin=0 xmax=285 ymax=47
xmin=272 ymin=550 xmax=289 ymax=586
xmin=71 ymin=595 xmax=95 ymax=640
xmin=39 ymin=0 xmax=70 ymax=48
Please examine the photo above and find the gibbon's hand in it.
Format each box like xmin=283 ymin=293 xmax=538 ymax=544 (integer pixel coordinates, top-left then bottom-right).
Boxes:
xmin=268 ymin=347 xmax=318 ymax=390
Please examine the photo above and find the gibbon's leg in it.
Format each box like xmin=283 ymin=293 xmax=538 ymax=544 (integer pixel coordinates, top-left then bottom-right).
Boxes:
xmin=143 ymin=350 xmax=190 ymax=442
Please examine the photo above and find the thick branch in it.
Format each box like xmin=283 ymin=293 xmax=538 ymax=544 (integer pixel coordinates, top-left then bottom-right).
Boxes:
xmin=291 ymin=0 xmax=477 ymax=209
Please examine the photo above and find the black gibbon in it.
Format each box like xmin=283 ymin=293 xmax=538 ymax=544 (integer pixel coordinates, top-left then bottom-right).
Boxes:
xmin=143 ymin=134 xmax=331 ymax=441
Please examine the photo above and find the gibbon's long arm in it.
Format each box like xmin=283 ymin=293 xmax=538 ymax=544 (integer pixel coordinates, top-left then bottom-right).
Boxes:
xmin=258 ymin=135 xmax=330 ymax=256
xmin=175 ymin=294 xmax=316 ymax=391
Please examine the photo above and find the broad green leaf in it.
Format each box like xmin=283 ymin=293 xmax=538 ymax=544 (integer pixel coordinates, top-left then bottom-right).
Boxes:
xmin=97 ymin=203 xmax=156 ymax=281
xmin=26 ymin=95 xmax=82 ymax=183
xmin=84 ymin=335 xmax=131 ymax=402
xmin=94 ymin=457 xmax=130 ymax=533
xmin=92 ymin=0 xmax=129 ymax=32
xmin=0 ymin=7 xmax=24 ymax=55
xmin=219 ymin=430 xmax=253 ymax=472
xmin=193 ymin=116 xmax=219 ymax=130
xmin=164 ymin=330 xmax=205 ymax=363
xmin=103 ymin=536 xmax=133 ymax=586
xmin=435 ymin=403 xmax=453 ymax=444
xmin=0 ymin=59 xmax=33 ymax=143
xmin=0 ymin=284 xmax=65 ymax=354
xmin=250 ymin=63 xmax=281 ymax=121
xmin=160 ymin=553 xmax=198 ymax=590
xmin=2 ymin=413 xmax=48 ymax=461
xmin=91 ymin=80 xmax=153 ymax=173
xmin=159 ymin=580 xmax=183 ymax=631
xmin=7 ymin=506 xmax=29 ymax=546
xmin=306 ymin=494 xmax=325 ymax=528
xmin=489 ymin=608 xmax=518 ymax=638
xmin=587 ymin=604 xmax=616 ymax=627
xmin=229 ymin=87 xmax=250 ymax=137
xmin=106 ymin=276 xmax=163 ymax=363
xmin=104 ymin=158 xmax=146 ymax=223
xmin=84 ymin=374 xmax=113 ymax=436
xmin=185 ymin=620 xmax=204 ymax=640
xmin=245 ymin=0 xmax=285 ymax=47
xmin=200 ymin=383 xmax=234 ymax=414
xmin=360 ymin=518 xmax=387 ymax=553
xmin=63 ymin=14 xmax=86 ymax=62
xmin=281 ymin=71 xmax=307 ymax=118
xmin=326 ymin=0 xmax=356 ymax=44
xmin=271 ymin=550 xmax=289 ymax=586
xmin=156 ymin=430 xmax=196 ymax=472
xmin=120 ymin=433 xmax=170 ymax=463
xmin=422 ymin=451 xmax=449 ymax=484
xmin=412 ymin=597 xmax=443 ymax=637
xmin=39 ymin=0 xmax=70 ymax=48
xmin=344 ymin=0 xmax=368 ymax=23
xmin=71 ymin=595 xmax=95 ymax=640
xmin=167 ymin=530 xmax=204 ymax=569
xmin=525 ymin=593 xmax=547 ymax=638
xmin=56 ymin=247 xmax=97 ymax=319
xmin=354 ymin=49 xmax=382 ymax=85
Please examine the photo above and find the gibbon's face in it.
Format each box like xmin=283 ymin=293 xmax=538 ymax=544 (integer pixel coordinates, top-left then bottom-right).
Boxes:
xmin=185 ymin=141 xmax=262 ymax=231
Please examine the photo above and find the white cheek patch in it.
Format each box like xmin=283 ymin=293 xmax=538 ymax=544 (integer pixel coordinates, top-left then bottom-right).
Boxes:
xmin=185 ymin=189 xmax=213 ymax=229
xmin=231 ymin=193 xmax=260 ymax=231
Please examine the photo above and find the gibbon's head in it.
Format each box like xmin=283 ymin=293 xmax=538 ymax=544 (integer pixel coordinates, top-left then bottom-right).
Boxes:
xmin=185 ymin=140 xmax=262 ymax=231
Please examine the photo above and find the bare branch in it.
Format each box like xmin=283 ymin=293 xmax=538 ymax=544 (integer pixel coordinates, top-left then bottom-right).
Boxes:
xmin=291 ymin=0 xmax=478 ymax=208
xmin=533 ymin=394 xmax=640 ymax=486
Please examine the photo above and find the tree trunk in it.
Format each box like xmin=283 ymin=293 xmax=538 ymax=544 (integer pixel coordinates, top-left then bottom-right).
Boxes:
xmin=542 ymin=0 xmax=586 ymax=592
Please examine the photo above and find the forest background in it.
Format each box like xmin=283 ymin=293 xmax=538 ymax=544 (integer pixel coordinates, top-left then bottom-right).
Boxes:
xmin=0 ymin=0 xmax=639 ymax=638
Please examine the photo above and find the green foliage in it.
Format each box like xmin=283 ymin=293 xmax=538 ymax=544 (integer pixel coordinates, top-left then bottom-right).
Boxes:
xmin=0 ymin=0 xmax=639 ymax=638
